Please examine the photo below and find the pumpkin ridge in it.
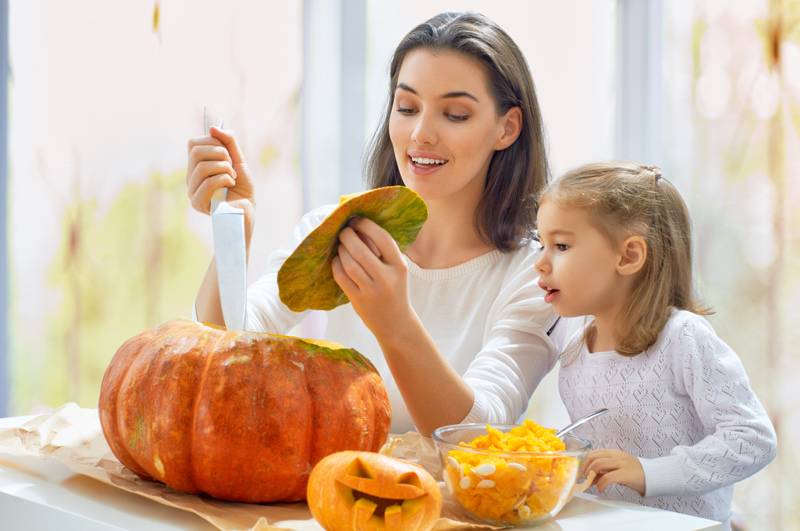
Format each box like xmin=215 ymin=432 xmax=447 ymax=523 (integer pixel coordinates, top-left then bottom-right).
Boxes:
xmin=188 ymin=320 xmax=217 ymax=493
xmin=276 ymin=336 xmax=315 ymax=500
xmin=360 ymin=377 xmax=376 ymax=451
xmin=301 ymin=345 xmax=320 ymax=495
xmin=102 ymin=331 xmax=155 ymax=480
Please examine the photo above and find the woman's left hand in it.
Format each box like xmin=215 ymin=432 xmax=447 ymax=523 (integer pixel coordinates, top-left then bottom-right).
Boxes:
xmin=332 ymin=217 xmax=474 ymax=437
xmin=332 ymin=217 xmax=412 ymax=336
xmin=583 ymin=449 xmax=646 ymax=497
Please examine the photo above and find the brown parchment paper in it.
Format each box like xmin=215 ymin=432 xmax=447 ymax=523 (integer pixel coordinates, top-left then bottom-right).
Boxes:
xmin=0 ymin=403 xmax=507 ymax=531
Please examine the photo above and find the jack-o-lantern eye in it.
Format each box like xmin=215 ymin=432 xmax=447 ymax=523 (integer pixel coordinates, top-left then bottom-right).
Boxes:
xmin=396 ymin=471 xmax=422 ymax=489
xmin=346 ymin=457 xmax=375 ymax=480
xmin=335 ymin=457 xmax=427 ymax=525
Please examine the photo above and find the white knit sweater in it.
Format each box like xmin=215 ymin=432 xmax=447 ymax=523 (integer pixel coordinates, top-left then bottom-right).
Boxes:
xmin=558 ymin=310 xmax=777 ymax=528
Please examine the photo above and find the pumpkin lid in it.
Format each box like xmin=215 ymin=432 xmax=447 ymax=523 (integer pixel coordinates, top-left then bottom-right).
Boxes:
xmin=278 ymin=186 xmax=428 ymax=312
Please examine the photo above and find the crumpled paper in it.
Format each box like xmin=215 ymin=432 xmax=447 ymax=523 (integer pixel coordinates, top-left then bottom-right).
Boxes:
xmin=0 ymin=403 xmax=513 ymax=531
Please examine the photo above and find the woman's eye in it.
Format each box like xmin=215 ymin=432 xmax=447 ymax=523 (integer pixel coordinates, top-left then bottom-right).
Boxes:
xmin=446 ymin=112 xmax=468 ymax=121
xmin=556 ymin=243 xmax=569 ymax=251
xmin=396 ymin=106 xmax=416 ymax=115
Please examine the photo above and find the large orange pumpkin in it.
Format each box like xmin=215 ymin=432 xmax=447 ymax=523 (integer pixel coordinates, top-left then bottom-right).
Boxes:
xmin=307 ymin=451 xmax=442 ymax=531
xmin=98 ymin=318 xmax=391 ymax=503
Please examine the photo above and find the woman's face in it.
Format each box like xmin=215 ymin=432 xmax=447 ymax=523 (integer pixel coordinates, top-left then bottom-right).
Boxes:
xmin=389 ymin=49 xmax=516 ymax=207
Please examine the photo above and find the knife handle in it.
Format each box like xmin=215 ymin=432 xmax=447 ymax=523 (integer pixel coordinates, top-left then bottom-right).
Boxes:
xmin=204 ymin=107 xmax=227 ymax=212
xmin=211 ymin=186 xmax=228 ymax=211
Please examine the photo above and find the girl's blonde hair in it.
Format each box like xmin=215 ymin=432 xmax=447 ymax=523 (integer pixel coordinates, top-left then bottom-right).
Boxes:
xmin=539 ymin=160 xmax=711 ymax=357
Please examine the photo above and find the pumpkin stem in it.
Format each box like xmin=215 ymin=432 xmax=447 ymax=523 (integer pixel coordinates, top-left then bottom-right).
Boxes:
xmin=379 ymin=437 xmax=400 ymax=457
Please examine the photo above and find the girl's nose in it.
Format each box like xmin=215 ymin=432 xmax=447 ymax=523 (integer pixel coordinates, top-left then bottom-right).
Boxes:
xmin=411 ymin=112 xmax=437 ymax=145
xmin=534 ymin=252 xmax=548 ymax=274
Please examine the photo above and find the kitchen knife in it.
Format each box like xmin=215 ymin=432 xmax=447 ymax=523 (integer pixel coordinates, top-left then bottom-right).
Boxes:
xmin=204 ymin=107 xmax=247 ymax=331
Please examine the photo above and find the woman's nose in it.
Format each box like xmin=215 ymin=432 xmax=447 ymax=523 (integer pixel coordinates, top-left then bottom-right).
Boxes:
xmin=411 ymin=112 xmax=437 ymax=145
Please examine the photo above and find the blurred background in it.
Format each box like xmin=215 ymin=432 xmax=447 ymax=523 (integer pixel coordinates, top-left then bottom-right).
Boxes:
xmin=0 ymin=0 xmax=795 ymax=528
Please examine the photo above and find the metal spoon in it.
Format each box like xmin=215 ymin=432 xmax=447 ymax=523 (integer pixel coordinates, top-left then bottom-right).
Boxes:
xmin=555 ymin=408 xmax=608 ymax=438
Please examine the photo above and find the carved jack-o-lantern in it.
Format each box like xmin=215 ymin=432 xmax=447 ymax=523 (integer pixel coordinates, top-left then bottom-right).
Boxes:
xmin=307 ymin=450 xmax=442 ymax=531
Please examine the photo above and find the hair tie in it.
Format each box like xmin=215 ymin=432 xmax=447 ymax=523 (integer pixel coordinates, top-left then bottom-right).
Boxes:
xmin=644 ymin=165 xmax=662 ymax=182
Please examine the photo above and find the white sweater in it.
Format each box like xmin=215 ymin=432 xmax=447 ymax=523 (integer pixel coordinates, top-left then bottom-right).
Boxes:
xmin=559 ymin=310 xmax=777 ymax=528
xmin=244 ymin=204 xmax=564 ymax=434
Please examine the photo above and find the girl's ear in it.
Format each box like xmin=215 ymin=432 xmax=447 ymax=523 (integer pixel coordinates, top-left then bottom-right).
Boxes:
xmin=617 ymin=236 xmax=647 ymax=276
xmin=494 ymin=106 xmax=523 ymax=150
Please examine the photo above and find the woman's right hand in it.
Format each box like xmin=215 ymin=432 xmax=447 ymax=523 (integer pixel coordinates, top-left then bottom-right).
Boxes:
xmin=186 ymin=126 xmax=256 ymax=240
xmin=187 ymin=126 xmax=256 ymax=327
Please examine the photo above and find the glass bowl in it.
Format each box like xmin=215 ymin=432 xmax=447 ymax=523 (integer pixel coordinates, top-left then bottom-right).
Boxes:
xmin=431 ymin=423 xmax=591 ymax=526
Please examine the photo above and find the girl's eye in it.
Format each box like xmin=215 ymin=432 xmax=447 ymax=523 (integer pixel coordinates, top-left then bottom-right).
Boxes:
xmin=555 ymin=243 xmax=569 ymax=251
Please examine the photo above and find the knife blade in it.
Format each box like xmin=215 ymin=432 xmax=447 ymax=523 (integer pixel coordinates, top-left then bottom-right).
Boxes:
xmin=204 ymin=107 xmax=247 ymax=331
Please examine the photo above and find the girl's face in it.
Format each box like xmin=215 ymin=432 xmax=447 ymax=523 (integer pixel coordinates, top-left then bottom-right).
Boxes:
xmin=534 ymin=202 xmax=630 ymax=322
xmin=389 ymin=49 xmax=517 ymax=207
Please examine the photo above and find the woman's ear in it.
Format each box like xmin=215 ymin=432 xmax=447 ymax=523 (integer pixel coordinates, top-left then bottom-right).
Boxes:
xmin=617 ymin=236 xmax=647 ymax=276
xmin=494 ymin=106 xmax=522 ymax=150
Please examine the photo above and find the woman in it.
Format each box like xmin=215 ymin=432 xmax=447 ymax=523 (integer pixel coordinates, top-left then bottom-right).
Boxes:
xmin=186 ymin=12 xmax=564 ymax=436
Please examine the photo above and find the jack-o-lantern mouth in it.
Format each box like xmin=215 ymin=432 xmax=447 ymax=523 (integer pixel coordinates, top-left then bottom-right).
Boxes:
xmin=334 ymin=457 xmax=428 ymax=527
xmin=337 ymin=485 xmax=426 ymax=520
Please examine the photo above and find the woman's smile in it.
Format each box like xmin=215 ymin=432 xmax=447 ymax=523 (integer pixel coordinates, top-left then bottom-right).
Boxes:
xmin=408 ymin=150 xmax=449 ymax=174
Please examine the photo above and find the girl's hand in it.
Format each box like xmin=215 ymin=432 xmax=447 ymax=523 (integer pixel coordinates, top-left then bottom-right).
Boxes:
xmin=332 ymin=217 xmax=411 ymax=336
xmin=583 ymin=449 xmax=646 ymax=497
xmin=186 ymin=126 xmax=256 ymax=237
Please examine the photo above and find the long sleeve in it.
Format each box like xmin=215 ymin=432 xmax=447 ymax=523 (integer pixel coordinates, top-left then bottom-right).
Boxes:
xmin=461 ymin=246 xmax=563 ymax=424
xmin=638 ymin=314 xmax=777 ymax=498
xmin=559 ymin=310 xmax=777 ymax=525
xmin=328 ymin=242 xmax=562 ymax=433
xmin=244 ymin=205 xmax=335 ymax=334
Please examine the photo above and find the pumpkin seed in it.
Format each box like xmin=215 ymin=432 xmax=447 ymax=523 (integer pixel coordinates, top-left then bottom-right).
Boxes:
xmin=153 ymin=455 xmax=165 ymax=476
xmin=447 ymin=456 xmax=459 ymax=470
xmin=508 ymin=462 xmax=526 ymax=472
xmin=460 ymin=476 xmax=472 ymax=490
xmin=473 ymin=463 xmax=496 ymax=477
xmin=443 ymin=473 xmax=452 ymax=490
xmin=476 ymin=479 xmax=495 ymax=488
xmin=518 ymin=504 xmax=531 ymax=519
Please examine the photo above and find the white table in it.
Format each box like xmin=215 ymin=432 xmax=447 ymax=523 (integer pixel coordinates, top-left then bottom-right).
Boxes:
xmin=0 ymin=415 xmax=723 ymax=531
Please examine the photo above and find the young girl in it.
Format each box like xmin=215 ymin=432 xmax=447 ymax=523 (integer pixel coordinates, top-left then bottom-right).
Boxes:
xmin=186 ymin=12 xmax=564 ymax=436
xmin=534 ymin=161 xmax=777 ymax=528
